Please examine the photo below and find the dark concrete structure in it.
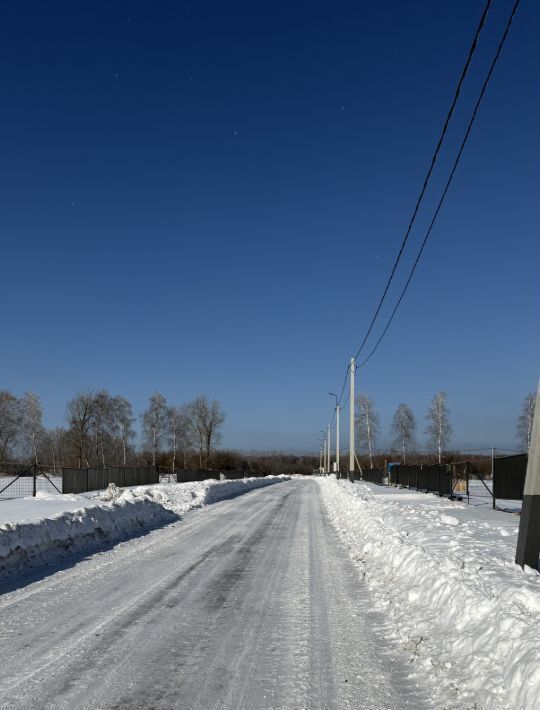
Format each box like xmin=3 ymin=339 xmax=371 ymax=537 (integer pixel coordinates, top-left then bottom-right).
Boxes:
xmin=515 ymin=382 xmax=540 ymax=569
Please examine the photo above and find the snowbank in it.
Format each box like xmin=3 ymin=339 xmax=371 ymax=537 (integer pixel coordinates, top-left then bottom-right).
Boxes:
xmin=317 ymin=477 xmax=540 ymax=710
xmin=0 ymin=476 xmax=288 ymax=582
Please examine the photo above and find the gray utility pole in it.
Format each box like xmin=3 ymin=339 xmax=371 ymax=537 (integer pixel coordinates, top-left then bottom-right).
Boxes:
xmin=327 ymin=423 xmax=331 ymax=473
xmin=349 ymin=357 xmax=356 ymax=482
xmin=329 ymin=393 xmax=339 ymax=475
xmin=516 ymin=380 xmax=540 ymax=569
xmin=336 ymin=404 xmax=340 ymax=474
xmin=321 ymin=431 xmax=326 ymax=473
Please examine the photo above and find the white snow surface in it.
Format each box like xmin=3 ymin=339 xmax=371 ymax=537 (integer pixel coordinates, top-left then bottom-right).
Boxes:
xmin=317 ymin=477 xmax=540 ymax=710
xmin=0 ymin=476 xmax=288 ymax=581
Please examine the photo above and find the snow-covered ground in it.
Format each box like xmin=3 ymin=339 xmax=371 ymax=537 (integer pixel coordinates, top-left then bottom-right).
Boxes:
xmin=0 ymin=476 xmax=288 ymax=581
xmin=317 ymin=477 xmax=539 ymax=709
xmin=0 ymin=479 xmax=429 ymax=710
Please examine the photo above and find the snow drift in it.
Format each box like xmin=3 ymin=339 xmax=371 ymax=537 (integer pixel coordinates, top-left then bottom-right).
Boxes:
xmin=0 ymin=476 xmax=288 ymax=582
xmin=317 ymin=476 xmax=540 ymax=710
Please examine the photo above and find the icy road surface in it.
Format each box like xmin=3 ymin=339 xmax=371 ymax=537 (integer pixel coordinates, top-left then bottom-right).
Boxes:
xmin=0 ymin=479 xmax=429 ymax=710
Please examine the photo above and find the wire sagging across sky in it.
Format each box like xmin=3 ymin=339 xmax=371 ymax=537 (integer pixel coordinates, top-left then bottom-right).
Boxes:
xmin=325 ymin=0 xmax=521 ymax=430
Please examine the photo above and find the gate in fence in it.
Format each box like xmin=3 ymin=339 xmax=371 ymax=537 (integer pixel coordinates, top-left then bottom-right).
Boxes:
xmin=0 ymin=463 xmax=62 ymax=500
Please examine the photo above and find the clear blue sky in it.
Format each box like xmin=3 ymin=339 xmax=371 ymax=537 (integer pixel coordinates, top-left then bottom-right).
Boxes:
xmin=1 ymin=1 xmax=538 ymax=452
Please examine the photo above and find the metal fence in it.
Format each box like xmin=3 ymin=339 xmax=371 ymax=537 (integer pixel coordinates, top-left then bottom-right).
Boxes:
xmin=0 ymin=463 xmax=62 ymax=500
xmin=62 ymin=466 xmax=159 ymax=494
xmin=159 ymin=468 xmax=270 ymax=484
xmin=359 ymin=468 xmax=386 ymax=485
xmin=174 ymin=468 xmax=220 ymax=484
xmin=1 ymin=463 xmax=274 ymax=499
xmin=351 ymin=454 xmax=527 ymax=511
xmin=493 ymin=454 xmax=527 ymax=500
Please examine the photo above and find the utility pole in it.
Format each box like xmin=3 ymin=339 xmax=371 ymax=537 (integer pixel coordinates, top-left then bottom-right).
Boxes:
xmin=321 ymin=431 xmax=326 ymax=473
xmin=336 ymin=404 xmax=340 ymax=476
xmin=516 ymin=380 xmax=540 ymax=569
xmin=491 ymin=447 xmax=496 ymax=510
xmin=329 ymin=393 xmax=339 ymax=475
xmin=349 ymin=357 xmax=356 ymax=482
xmin=327 ymin=423 xmax=331 ymax=474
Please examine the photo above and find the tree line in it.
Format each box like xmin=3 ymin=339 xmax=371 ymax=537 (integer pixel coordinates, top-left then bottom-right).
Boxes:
xmin=355 ymin=390 xmax=536 ymax=468
xmin=0 ymin=390 xmax=225 ymax=471
xmin=1 ymin=387 xmax=535 ymax=474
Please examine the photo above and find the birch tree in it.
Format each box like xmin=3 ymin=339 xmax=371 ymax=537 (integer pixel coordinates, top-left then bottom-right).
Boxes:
xmin=0 ymin=390 xmax=21 ymax=463
xmin=88 ymin=390 xmax=116 ymax=468
xmin=20 ymin=392 xmax=44 ymax=464
xmin=517 ymin=391 xmax=536 ymax=451
xmin=391 ymin=403 xmax=416 ymax=464
xmin=355 ymin=394 xmax=380 ymax=469
xmin=425 ymin=391 xmax=453 ymax=463
xmin=41 ymin=427 xmax=68 ymax=473
xmin=142 ymin=393 xmax=167 ymax=467
xmin=112 ymin=396 xmax=135 ymax=465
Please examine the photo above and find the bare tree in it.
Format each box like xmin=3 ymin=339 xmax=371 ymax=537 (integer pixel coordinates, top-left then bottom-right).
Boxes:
xmin=517 ymin=391 xmax=536 ymax=451
xmin=391 ymin=403 xmax=416 ymax=464
xmin=0 ymin=390 xmax=21 ymax=463
xmin=88 ymin=390 xmax=117 ymax=468
xmin=66 ymin=392 xmax=95 ymax=468
xmin=39 ymin=426 xmax=68 ymax=473
xmin=355 ymin=394 xmax=380 ymax=469
xmin=141 ymin=393 xmax=167 ymax=467
xmin=186 ymin=395 xmax=225 ymax=468
xmin=111 ymin=396 xmax=135 ymax=465
xmin=20 ymin=392 xmax=44 ymax=464
xmin=178 ymin=413 xmax=194 ymax=469
xmin=425 ymin=391 xmax=453 ymax=463
xmin=167 ymin=405 xmax=192 ymax=471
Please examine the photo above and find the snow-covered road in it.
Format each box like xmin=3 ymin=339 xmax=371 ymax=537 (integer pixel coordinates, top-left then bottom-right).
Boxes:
xmin=0 ymin=479 xmax=428 ymax=710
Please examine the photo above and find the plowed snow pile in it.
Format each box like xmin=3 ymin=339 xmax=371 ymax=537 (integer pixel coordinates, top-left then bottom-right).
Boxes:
xmin=317 ymin=477 xmax=540 ymax=710
xmin=0 ymin=476 xmax=288 ymax=581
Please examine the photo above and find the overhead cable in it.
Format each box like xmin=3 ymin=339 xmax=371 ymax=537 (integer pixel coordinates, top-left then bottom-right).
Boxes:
xmin=358 ymin=0 xmax=521 ymax=368
xmin=353 ymin=0 xmax=493 ymax=361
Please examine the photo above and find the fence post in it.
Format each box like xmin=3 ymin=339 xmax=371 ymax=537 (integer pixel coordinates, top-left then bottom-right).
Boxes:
xmin=33 ymin=463 xmax=37 ymax=497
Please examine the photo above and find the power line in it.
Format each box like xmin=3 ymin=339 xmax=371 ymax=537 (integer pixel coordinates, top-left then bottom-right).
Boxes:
xmin=352 ymin=0 xmax=494 ymax=362
xmin=322 ymin=0 xmax=520 ymax=452
xmin=337 ymin=365 xmax=349 ymax=406
xmin=327 ymin=0 xmax=493 ymax=423
xmin=327 ymin=364 xmax=350 ymax=428
xmin=358 ymin=0 xmax=521 ymax=369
